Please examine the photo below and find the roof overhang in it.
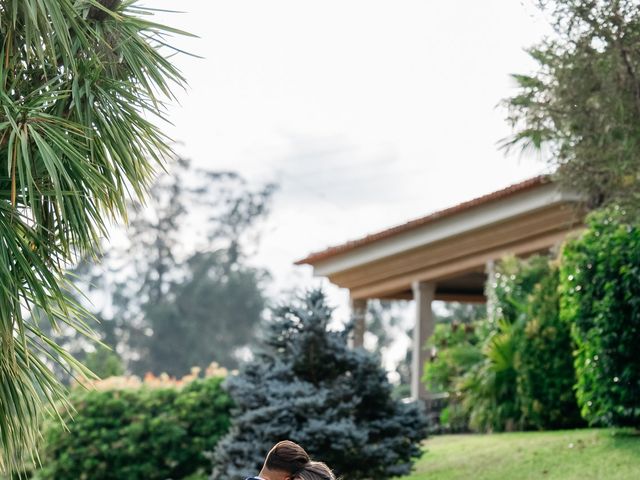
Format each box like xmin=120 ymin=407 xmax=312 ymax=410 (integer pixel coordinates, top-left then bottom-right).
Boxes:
xmin=297 ymin=177 xmax=586 ymax=300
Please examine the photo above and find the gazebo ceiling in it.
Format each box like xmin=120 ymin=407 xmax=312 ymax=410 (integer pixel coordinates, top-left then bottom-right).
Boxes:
xmin=297 ymin=176 xmax=586 ymax=300
xmin=380 ymin=270 xmax=487 ymax=302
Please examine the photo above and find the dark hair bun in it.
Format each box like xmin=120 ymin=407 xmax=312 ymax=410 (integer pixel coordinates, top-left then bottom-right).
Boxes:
xmin=295 ymin=461 xmax=336 ymax=480
xmin=265 ymin=440 xmax=310 ymax=474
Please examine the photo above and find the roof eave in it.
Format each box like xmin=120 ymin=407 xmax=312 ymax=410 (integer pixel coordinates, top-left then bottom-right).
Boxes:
xmin=295 ymin=175 xmax=552 ymax=266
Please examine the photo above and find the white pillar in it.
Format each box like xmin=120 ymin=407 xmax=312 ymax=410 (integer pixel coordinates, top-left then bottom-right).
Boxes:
xmin=411 ymin=281 xmax=436 ymax=401
xmin=350 ymin=297 xmax=367 ymax=348
xmin=485 ymin=260 xmax=497 ymax=323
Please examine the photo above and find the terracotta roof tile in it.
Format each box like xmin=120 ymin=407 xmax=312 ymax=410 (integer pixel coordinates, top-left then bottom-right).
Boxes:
xmin=295 ymin=175 xmax=550 ymax=265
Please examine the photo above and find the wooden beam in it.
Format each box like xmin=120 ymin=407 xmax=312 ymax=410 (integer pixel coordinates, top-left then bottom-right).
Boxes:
xmin=330 ymin=205 xmax=582 ymax=290
xmin=435 ymin=293 xmax=486 ymax=303
xmin=377 ymin=292 xmax=487 ymax=303
xmin=349 ymin=228 xmax=575 ymax=299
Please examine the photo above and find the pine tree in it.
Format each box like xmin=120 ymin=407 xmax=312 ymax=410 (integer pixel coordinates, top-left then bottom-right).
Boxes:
xmin=212 ymin=290 xmax=427 ymax=480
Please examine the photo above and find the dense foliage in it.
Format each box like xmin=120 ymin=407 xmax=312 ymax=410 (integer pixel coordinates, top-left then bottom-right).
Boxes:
xmin=438 ymin=255 xmax=580 ymax=432
xmin=212 ymin=290 xmax=427 ymax=480
xmin=517 ymin=265 xmax=583 ymax=430
xmin=462 ymin=256 xmax=552 ymax=432
xmin=462 ymin=317 xmax=521 ymax=432
xmin=424 ymin=322 xmax=485 ymax=394
xmin=504 ymin=0 xmax=640 ymax=216
xmin=423 ymin=321 xmax=485 ymax=431
xmin=0 ymin=0 xmax=186 ymax=470
xmin=36 ymin=376 xmax=232 ymax=480
xmin=561 ymin=209 xmax=640 ymax=427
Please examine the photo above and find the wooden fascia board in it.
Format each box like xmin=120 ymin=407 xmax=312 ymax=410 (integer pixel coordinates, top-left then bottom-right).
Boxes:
xmin=313 ymin=184 xmax=578 ymax=276
xmin=348 ymin=228 xmax=579 ymax=299
xmin=330 ymin=204 xmax=583 ymax=291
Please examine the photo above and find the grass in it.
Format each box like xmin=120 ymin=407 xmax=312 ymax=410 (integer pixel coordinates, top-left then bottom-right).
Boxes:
xmin=400 ymin=428 xmax=640 ymax=480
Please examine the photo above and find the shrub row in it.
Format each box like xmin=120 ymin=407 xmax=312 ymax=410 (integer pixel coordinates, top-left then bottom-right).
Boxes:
xmin=34 ymin=374 xmax=232 ymax=480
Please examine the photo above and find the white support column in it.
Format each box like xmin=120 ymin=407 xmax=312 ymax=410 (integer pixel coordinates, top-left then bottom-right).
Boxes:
xmin=350 ymin=297 xmax=367 ymax=348
xmin=411 ymin=281 xmax=436 ymax=401
xmin=485 ymin=260 xmax=496 ymax=323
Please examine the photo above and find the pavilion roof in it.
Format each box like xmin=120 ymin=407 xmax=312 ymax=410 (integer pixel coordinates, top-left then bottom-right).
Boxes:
xmin=296 ymin=174 xmax=551 ymax=266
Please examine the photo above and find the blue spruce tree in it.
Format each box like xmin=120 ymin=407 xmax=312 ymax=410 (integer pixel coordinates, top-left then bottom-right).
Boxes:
xmin=212 ymin=290 xmax=427 ymax=479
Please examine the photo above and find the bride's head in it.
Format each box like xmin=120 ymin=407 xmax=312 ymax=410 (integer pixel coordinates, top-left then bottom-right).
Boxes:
xmin=294 ymin=461 xmax=336 ymax=480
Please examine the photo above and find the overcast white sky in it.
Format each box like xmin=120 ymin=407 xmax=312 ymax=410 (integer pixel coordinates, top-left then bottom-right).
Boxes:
xmin=145 ymin=1 xmax=554 ymax=318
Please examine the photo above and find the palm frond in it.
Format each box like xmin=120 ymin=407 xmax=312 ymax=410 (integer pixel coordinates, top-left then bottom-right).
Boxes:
xmin=0 ymin=0 xmax=188 ymax=473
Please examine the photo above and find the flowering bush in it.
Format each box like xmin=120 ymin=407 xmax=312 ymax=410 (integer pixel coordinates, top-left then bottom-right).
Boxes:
xmin=76 ymin=362 xmax=231 ymax=391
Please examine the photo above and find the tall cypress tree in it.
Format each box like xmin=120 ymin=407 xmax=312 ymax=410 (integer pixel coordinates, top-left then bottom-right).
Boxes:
xmin=212 ymin=290 xmax=427 ymax=480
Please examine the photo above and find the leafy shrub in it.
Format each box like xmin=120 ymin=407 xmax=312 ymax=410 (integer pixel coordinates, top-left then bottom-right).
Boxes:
xmin=516 ymin=265 xmax=583 ymax=429
xmin=462 ymin=256 xmax=550 ymax=432
xmin=461 ymin=317 xmax=521 ymax=432
xmin=212 ymin=290 xmax=427 ymax=480
xmin=422 ymin=321 xmax=485 ymax=431
xmin=423 ymin=321 xmax=485 ymax=392
xmin=437 ymin=402 xmax=470 ymax=432
xmin=561 ymin=209 xmax=640 ymax=427
xmin=492 ymin=255 xmax=551 ymax=324
xmin=463 ymin=255 xmax=580 ymax=432
xmin=36 ymin=374 xmax=232 ymax=480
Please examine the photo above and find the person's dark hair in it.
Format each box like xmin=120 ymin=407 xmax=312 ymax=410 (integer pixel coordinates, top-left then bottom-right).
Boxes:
xmin=264 ymin=440 xmax=311 ymax=474
xmin=294 ymin=461 xmax=336 ymax=480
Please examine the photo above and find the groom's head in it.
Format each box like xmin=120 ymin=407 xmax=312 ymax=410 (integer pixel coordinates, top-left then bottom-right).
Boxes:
xmin=259 ymin=440 xmax=310 ymax=480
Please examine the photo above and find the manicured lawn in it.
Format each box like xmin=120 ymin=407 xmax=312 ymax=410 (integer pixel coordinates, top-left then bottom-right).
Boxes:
xmin=400 ymin=429 xmax=640 ymax=480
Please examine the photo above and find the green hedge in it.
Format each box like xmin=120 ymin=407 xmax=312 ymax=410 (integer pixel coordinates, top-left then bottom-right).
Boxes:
xmin=423 ymin=321 xmax=485 ymax=431
xmin=460 ymin=256 xmax=551 ymax=432
xmin=561 ymin=209 xmax=640 ymax=427
xmin=35 ymin=376 xmax=232 ymax=480
xmin=453 ymin=255 xmax=581 ymax=432
xmin=516 ymin=265 xmax=583 ymax=429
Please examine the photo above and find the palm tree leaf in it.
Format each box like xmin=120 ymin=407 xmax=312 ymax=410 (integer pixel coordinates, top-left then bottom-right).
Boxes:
xmin=0 ymin=0 xmax=188 ymax=472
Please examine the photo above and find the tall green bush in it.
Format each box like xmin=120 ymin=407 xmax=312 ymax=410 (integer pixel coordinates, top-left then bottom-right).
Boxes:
xmin=461 ymin=317 xmax=521 ymax=432
xmin=561 ymin=209 xmax=640 ymax=427
xmin=462 ymin=255 xmax=580 ymax=432
xmin=36 ymin=376 xmax=232 ymax=480
xmin=423 ymin=321 xmax=485 ymax=431
xmin=516 ymin=266 xmax=583 ymax=430
xmin=462 ymin=256 xmax=549 ymax=432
